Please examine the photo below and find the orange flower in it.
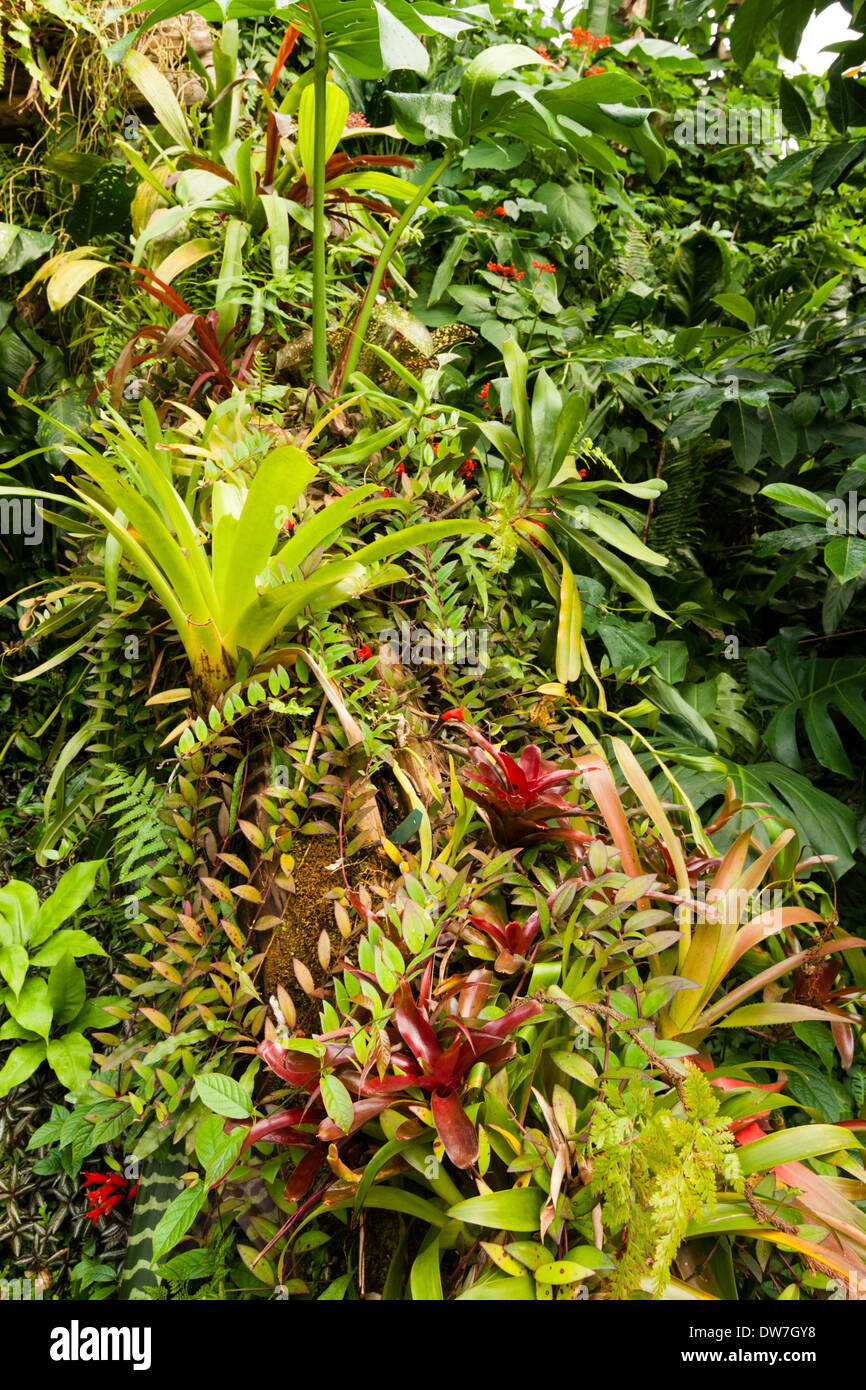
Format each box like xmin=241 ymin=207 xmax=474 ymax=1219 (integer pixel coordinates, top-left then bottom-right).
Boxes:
xmin=493 ymin=205 xmax=507 ymax=216
xmin=532 ymin=258 xmax=556 ymax=274
xmin=473 ymin=208 xmax=486 ymax=218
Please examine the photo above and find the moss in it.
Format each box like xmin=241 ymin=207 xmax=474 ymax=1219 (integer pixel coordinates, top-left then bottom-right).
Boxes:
xmin=262 ymin=835 xmax=389 ymax=1013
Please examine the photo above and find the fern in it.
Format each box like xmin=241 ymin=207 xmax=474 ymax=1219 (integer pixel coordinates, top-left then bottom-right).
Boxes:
xmin=590 ymin=1068 xmax=742 ymax=1298
xmin=647 ymin=443 xmax=706 ymax=555
xmin=100 ymin=765 xmax=173 ymax=891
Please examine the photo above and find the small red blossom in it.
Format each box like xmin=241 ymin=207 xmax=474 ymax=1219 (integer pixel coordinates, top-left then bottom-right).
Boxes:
xmin=355 ymin=644 xmax=373 ymax=661
xmin=588 ymin=65 xmax=605 ymax=75
xmin=493 ymin=206 xmax=507 ymax=216
xmin=532 ymin=258 xmax=556 ymax=274
xmin=381 ymin=489 xmax=390 ymax=498
xmin=570 ymin=27 xmax=609 ymax=54
xmin=460 ymin=457 xmax=477 ymax=479
xmin=486 ymin=260 xmax=524 ymax=281
xmin=395 ymin=460 xmax=405 ymax=476
xmin=473 ymin=208 xmax=486 ymax=219
xmin=281 ymin=518 xmax=295 ymax=533
xmin=83 ymin=1171 xmax=138 ymax=1224
xmin=346 ymin=111 xmax=370 ymax=129
xmin=441 ymin=705 xmax=468 ymax=722
xmin=577 ymin=467 xmax=587 ymax=480
xmin=478 ymin=383 xmax=490 ymax=409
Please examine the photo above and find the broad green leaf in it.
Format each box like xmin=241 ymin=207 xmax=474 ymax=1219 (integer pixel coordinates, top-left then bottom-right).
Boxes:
xmin=320 ymin=1072 xmax=354 ymax=1135
xmin=6 ymin=977 xmax=52 ymax=1039
xmin=32 ymin=860 xmax=102 ymax=945
xmin=298 ymin=80 xmax=351 ymax=185
xmin=0 ymin=1041 xmax=46 ymax=1098
xmin=152 ymin=1183 xmax=207 ymax=1264
xmin=47 ymin=953 xmax=86 ymax=1028
xmin=760 ymin=483 xmax=831 ymax=520
xmin=824 ymin=535 xmax=866 ymax=585
xmin=194 ymin=1071 xmax=254 ymax=1119
xmin=534 ymin=182 xmax=596 ymax=241
xmin=748 ymin=637 xmax=866 ymax=776
xmin=738 ymin=1124 xmax=861 ymax=1176
xmin=0 ymin=944 xmax=28 ymax=996
xmin=47 ymin=1032 xmax=92 ymax=1090
xmin=30 ymin=929 xmax=106 ymax=967
xmin=713 ymin=293 xmax=756 ymax=328
xmin=195 ymin=1113 xmax=246 ymax=1186
xmin=762 ymin=405 xmax=797 ymax=466
xmin=448 ymin=1188 xmax=544 ymax=1231
xmin=375 ymin=1 xmax=429 ymax=75
xmin=410 ymin=1230 xmax=443 ymax=1300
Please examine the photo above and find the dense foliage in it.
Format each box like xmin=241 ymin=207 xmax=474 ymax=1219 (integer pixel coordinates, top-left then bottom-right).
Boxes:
xmin=1 ymin=0 xmax=866 ymax=1304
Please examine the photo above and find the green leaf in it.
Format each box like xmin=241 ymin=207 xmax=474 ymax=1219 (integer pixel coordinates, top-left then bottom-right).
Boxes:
xmin=124 ymin=50 xmax=192 ymax=149
xmin=193 ymin=1071 xmax=254 ymax=1119
xmin=194 ymin=1113 xmax=246 ymax=1186
xmin=613 ymin=39 xmax=703 ymax=73
xmin=824 ymin=536 xmax=866 ymax=585
xmin=534 ymin=182 xmax=596 ymax=242
xmin=737 ymin=1124 xmax=860 ymax=1176
xmin=152 ymin=1183 xmax=206 ymax=1264
xmin=47 ymin=954 xmax=87 ymax=1028
xmin=779 ymin=75 xmax=811 ymax=137
xmin=448 ymin=1188 xmax=544 ymax=1231
xmin=29 ymin=929 xmax=106 ymax=967
xmin=760 ymin=483 xmax=830 ymax=520
xmin=762 ymin=404 xmax=797 ymax=466
xmin=410 ymin=1229 xmax=443 ymax=1300
xmin=713 ymin=293 xmax=756 ymax=328
xmin=666 ymin=230 xmax=727 ymax=327
xmin=6 ymin=977 xmax=52 ymax=1039
xmin=0 ymin=1041 xmax=46 ymax=1098
xmin=32 ymin=860 xmax=102 ymax=945
xmin=748 ymin=636 xmax=866 ymax=776
xmin=320 ymin=1072 xmax=354 ymax=1135
xmin=46 ymin=1032 xmax=92 ymax=1090
xmin=428 ymin=232 xmax=469 ymax=307
xmin=0 ymin=944 xmax=28 ymax=996
xmin=461 ymin=44 xmax=543 ymax=131
xmin=375 ymin=1 xmax=429 ymax=75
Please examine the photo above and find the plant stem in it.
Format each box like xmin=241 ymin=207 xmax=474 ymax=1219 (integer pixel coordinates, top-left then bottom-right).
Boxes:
xmin=311 ymin=26 xmax=329 ymax=390
xmin=341 ymin=152 xmax=453 ymax=381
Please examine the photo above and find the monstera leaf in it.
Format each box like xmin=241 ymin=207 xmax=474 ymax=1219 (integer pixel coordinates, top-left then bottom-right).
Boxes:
xmin=652 ymin=751 xmax=858 ymax=880
xmin=749 ymin=632 xmax=866 ymax=777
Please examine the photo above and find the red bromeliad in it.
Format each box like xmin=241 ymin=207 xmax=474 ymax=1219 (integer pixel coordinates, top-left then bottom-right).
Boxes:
xmin=253 ymin=972 xmax=543 ymax=1171
xmin=456 ymin=723 xmax=590 ymax=850
xmin=358 ymin=972 xmax=544 ymax=1167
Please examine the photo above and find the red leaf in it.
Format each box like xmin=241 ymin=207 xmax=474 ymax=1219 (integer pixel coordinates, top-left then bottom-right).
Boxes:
xmin=431 ymin=1089 xmax=478 ymax=1169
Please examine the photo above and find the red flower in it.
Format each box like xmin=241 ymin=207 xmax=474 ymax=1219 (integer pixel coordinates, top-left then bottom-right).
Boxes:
xmin=346 ymin=111 xmax=370 ymax=129
xmin=486 ymin=260 xmax=524 ymax=281
xmin=396 ymin=460 xmax=405 ymax=476
xmin=493 ymin=206 xmax=507 ymax=216
xmin=478 ymin=383 xmax=490 ymax=407
xmin=441 ymin=705 xmax=468 ymax=722
xmin=82 ymin=1171 xmax=138 ymax=1224
xmin=531 ymin=259 xmax=556 ymax=274
xmin=460 ymin=457 xmax=477 ymax=479
xmin=281 ymin=518 xmax=295 ymax=533
xmin=381 ymin=488 xmax=390 ymax=497
xmin=588 ymin=65 xmax=604 ymax=75
xmin=355 ymin=644 xmax=373 ymax=661
xmin=456 ymin=724 xmax=589 ymax=850
xmin=473 ymin=208 xmax=486 ymax=219
xmin=578 ymin=467 xmax=587 ymax=480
